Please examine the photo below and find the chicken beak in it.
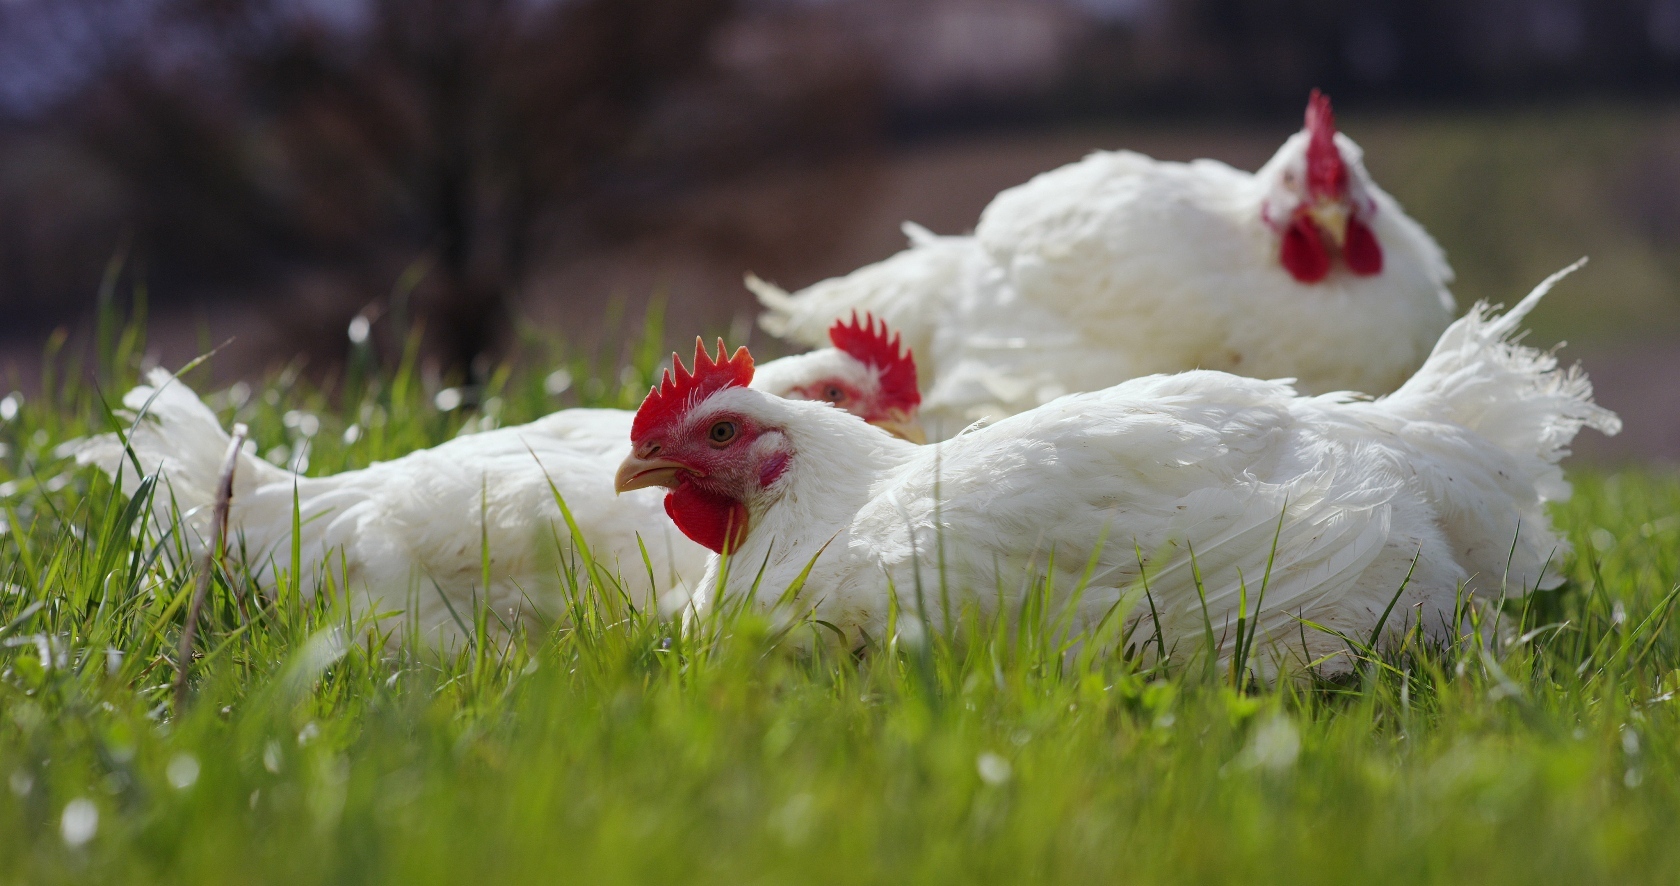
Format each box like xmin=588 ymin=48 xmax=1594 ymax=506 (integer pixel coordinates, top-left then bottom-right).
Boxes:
xmin=870 ymin=409 xmax=927 ymax=445
xmin=614 ymin=455 xmax=688 ymax=494
xmin=1307 ymin=199 xmax=1350 ymax=248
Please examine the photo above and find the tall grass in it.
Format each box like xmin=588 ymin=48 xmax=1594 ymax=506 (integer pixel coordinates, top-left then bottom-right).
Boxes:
xmin=0 ymin=295 xmax=1677 ymax=884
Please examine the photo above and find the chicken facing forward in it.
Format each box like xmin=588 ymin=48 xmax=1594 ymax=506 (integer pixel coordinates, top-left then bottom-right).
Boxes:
xmin=619 ymin=266 xmax=1616 ymax=674
xmin=73 ymin=314 xmax=922 ymax=647
xmin=752 ymin=90 xmax=1456 ymax=439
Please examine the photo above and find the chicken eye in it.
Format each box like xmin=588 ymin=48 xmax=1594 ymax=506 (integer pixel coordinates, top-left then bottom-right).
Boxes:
xmin=708 ymin=421 xmax=737 ymax=446
xmin=824 ymin=385 xmax=846 ymax=403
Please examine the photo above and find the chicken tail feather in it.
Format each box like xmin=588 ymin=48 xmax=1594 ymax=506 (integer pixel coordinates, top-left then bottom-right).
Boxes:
xmin=65 ymin=369 xmax=289 ymax=546
xmin=1382 ymin=259 xmax=1620 ymax=496
xmin=745 ymin=273 xmax=799 ymax=338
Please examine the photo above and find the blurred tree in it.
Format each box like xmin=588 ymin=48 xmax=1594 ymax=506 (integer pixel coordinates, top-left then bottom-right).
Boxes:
xmin=1060 ymin=0 xmax=1680 ymax=118
xmin=54 ymin=0 xmax=742 ymax=374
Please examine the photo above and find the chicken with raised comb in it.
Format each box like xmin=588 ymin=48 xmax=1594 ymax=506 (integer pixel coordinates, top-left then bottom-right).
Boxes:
xmin=621 ymin=266 xmax=1615 ymax=675
xmin=752 ymin=90 xmax=1456 ymax=440
xmin=73 ymin=313 xmax=923 ymax=647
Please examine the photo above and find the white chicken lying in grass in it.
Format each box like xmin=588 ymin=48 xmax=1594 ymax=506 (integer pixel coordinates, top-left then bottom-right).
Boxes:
xmin=73 ymin=314 xmax=922 ymax=648
xmin=752 ymin=90 xmax=1456 ymax=439
xmin=618 ymin=265 xmax=1616 ymax=675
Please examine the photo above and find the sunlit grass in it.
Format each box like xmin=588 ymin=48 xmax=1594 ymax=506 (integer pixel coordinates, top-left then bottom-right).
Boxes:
xmin=1 ymin=297 xmax=1678 ymax=884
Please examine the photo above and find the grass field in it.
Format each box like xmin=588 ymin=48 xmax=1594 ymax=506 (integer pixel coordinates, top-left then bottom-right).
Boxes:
xmin=1 ymin=304 xmax=1678 ymax=885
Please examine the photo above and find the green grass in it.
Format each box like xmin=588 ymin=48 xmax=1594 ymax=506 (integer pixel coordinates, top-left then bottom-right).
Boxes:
xmin=1 ymin=302 xmax=1679 ymax=885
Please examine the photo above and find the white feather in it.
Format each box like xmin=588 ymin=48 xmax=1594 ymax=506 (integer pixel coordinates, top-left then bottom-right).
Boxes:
xmin=71 ymin=369 xmax=702 ymax=647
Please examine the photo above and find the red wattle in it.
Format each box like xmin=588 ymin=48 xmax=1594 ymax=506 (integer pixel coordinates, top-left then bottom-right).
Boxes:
xmin=1344 ymin=216 xmax=1384 ymax=276
xmin=665 ymin=483 xmax=749 ymax=554
xmin=1280 ymin=215 xmax=1330 ymax=283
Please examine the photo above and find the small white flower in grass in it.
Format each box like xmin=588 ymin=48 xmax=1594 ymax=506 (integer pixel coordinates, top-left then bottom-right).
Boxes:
xmin=297 ymin=721 xmax=321 ymax=746
xmin=976 ymin=752 xmax=1012 ymax=786
xmin=9 ymin=770 xmax=33 ymax=796
xmin=309 ymin=755 xmax=350 ymax=830
xmin=283 ymin=410 xmax=321 ymax=438
xmin=167 ymin=753 xmax=200 ymax=790
xmin=8 ymin=633 xmax=56 ymax=671
xmin=544 ymin=369 xmax=573 ymax=396
xmin=434 ymin=387 xmax=463 ymax=412
xmin=773 ymin=792 xmax=816 ymax=846
xmin=8 ymin=700 xmax=43 ymax=730
xmin=1240 ymin=714 xmax=1300 ymax=773
xmin=342 ymin=423 xmax=362 ymax=445
xmin=227 ymin=381 xmax=252 ymax=408
xmin=895 ymin=614 xmax=925 ymax=650
xmin=0 ymin=393 xmax=19 ymax=421
xmin=347 ymin=315 xmax=371 ymax=345
xmin=264 ymin=741 xmax=283 ymax=774
xmin=61 ymin=798 xmax=98 ymax=847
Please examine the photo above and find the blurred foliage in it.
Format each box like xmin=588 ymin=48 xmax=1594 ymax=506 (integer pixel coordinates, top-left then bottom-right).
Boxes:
xmin=0 ymin=0 xmax=884 ymax=372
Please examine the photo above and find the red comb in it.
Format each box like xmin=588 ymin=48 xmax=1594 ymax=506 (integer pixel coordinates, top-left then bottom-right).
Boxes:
xmin=1303 ymin=89 xmax=1347 ymax=199
xmin=828 ymin=311 xmax=920 ymax=410
xmin=631 ymin=338 xmax=755 ymax=441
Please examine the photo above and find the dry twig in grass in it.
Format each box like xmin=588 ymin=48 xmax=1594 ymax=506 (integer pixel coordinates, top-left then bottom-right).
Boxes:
xmin=173 ymin=423 xmax=247 ymax=710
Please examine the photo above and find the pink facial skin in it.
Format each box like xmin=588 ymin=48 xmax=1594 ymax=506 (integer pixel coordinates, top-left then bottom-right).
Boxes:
xmin=627 ymin=410 xmax=786 ymax=554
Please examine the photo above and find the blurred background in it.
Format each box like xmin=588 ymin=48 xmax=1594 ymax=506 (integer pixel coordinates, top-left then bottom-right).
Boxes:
xmin=0 ymin=0 xmax=1676 ymax=458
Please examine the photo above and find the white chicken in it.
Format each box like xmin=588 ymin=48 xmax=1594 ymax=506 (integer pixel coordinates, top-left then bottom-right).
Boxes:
xmin=617 ymin=265 xmax=1617 ymax=674
xmin=751 ymin=91 xmax=1457 ymax=440
xmin=72 ymin=314 xmax=923 ymax=647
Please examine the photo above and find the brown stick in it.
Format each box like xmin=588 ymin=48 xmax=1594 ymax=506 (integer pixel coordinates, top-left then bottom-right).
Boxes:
xmin=173 ymin=423 xmax=248 ymax=712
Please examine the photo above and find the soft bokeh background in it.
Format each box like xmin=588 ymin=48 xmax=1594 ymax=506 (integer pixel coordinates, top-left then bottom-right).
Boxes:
xmin=0 ymin=0 xmax=1675 ymax=458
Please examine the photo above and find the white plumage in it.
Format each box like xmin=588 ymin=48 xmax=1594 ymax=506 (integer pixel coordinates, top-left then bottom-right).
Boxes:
xmin=620 ymin=266 xmax=1617 ymax=675
xmin=73 ymin=332 xmax=923 ymax=648
xmin=753 ymin=92 xmax=1456 ymax=440
xmin=78 ymin=390 xmax=682 ymax=645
